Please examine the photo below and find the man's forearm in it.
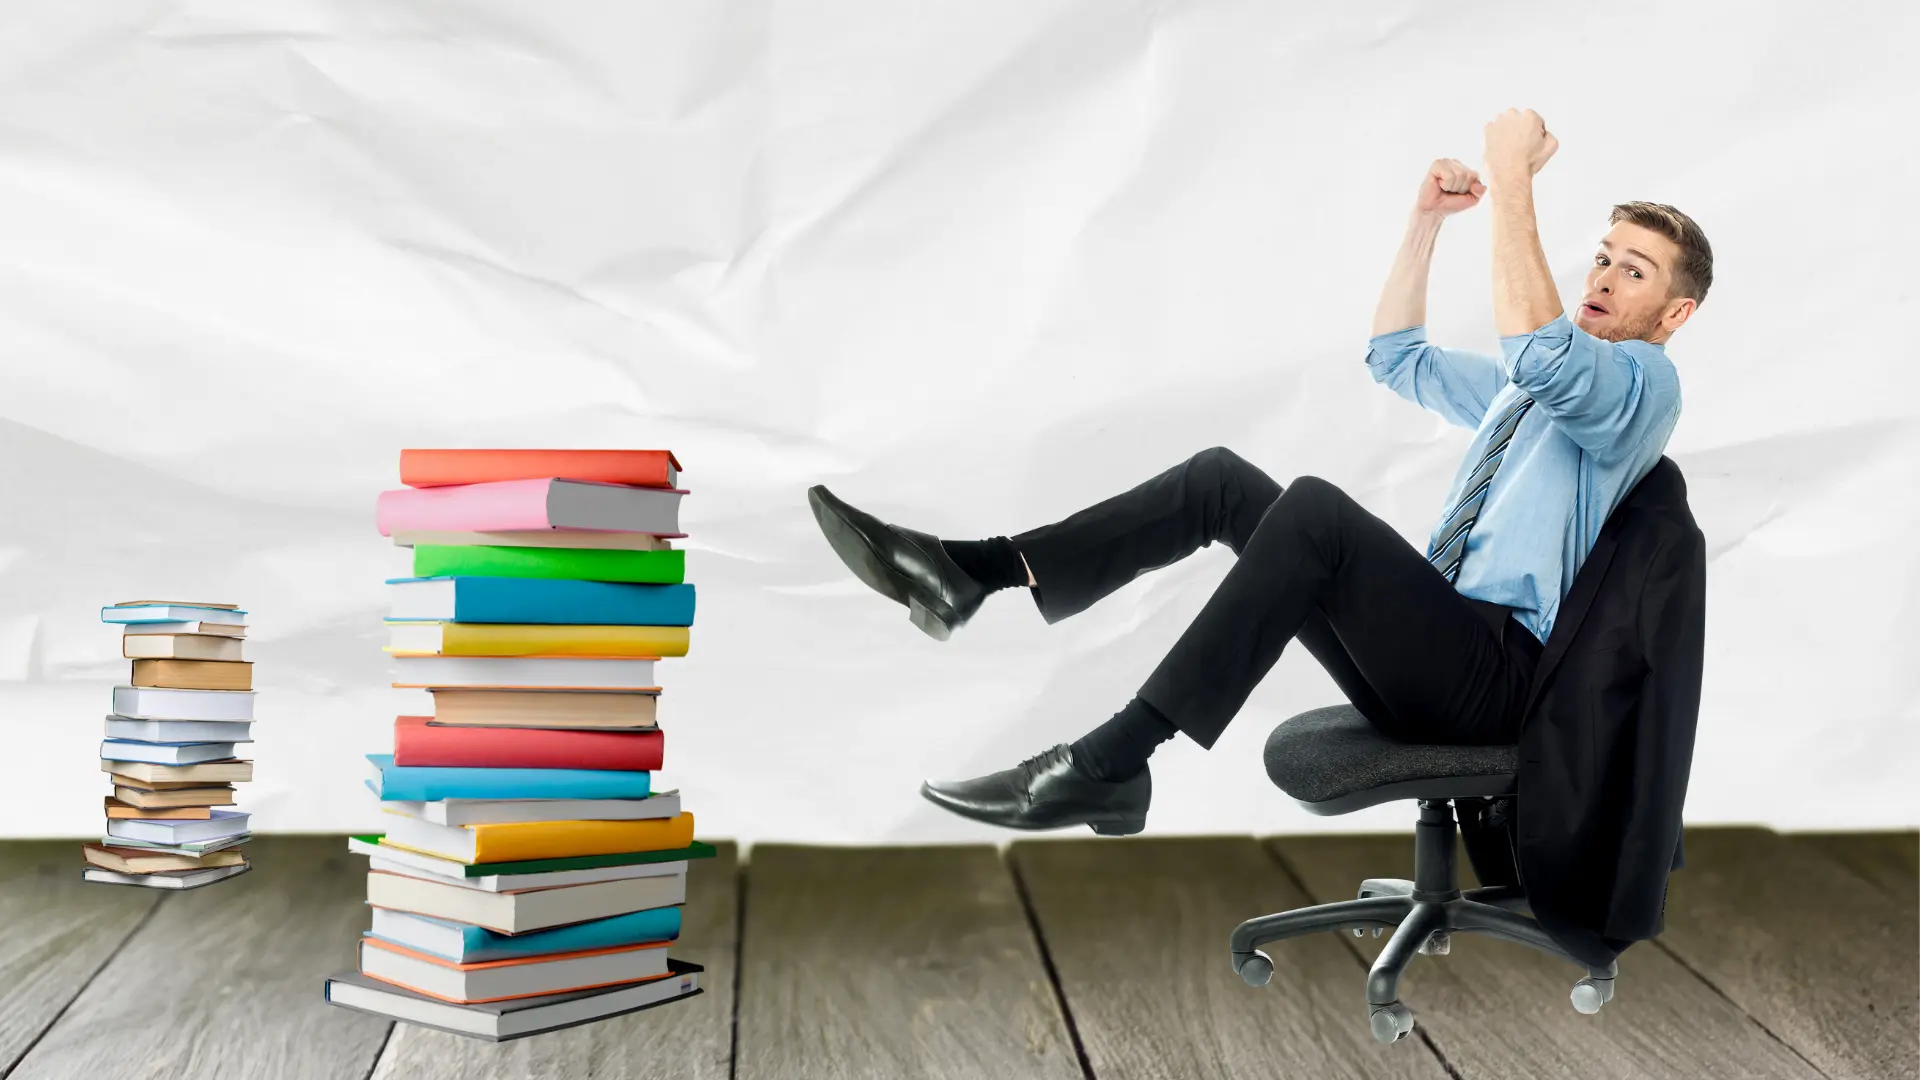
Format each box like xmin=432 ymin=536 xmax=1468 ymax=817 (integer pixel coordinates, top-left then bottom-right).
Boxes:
xmin=1372 ymin=210 xmax=1446 ymax=337
xmin=1488 ymin=167 xmax=1562 ymax=336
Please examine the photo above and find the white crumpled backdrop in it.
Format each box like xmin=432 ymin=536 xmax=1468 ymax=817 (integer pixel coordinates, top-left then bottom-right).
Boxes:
xmin=2 ymin=2 xmax=1915 ymax=841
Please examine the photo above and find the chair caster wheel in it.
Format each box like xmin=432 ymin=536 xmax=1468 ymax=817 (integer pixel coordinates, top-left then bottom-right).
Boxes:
xmin=1236 ymin=951 xmax=1273 ymax=987
xmin=1370 ymin=1002 xmax=1415 ymax=1043
xmin=1570 ymin=976 xmax=1613 ymax=1014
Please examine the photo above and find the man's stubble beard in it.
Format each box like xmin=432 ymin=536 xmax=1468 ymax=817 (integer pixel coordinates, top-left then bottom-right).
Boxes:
xmin=1592 ymin=306 xmax=1665 ymax=344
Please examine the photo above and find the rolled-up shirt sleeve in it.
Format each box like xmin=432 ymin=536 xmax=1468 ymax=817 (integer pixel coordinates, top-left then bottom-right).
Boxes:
xmin=1500 ymin=313 xmax=1681 ymax=461
xmin=1365 ymin=325 xmax=1507 ymax=430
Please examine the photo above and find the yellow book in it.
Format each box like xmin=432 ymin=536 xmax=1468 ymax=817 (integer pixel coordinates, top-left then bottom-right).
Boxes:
xmin=384 ymin=622 xmax=690 ymax=658
xmin=376 ymin=811 xmax=696 ymax=865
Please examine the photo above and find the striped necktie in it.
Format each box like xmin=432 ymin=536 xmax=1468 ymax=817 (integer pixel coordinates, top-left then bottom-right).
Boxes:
xmin=1427 ymin=393 xmax=1535 ymax=582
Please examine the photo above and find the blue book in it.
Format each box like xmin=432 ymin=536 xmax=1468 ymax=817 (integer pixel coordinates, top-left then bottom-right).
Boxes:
xmin=384 ymin=576 xmax=696 ymax=626
xmin=101 ymin=602 xmax=249 ymax=625
xmin=101 ymin=739 xmax=243 ymax=765
xmin=365 ymin=754 xmax=651 ymax=801
xmin=365 ymin=905 xmax=682 ymax=964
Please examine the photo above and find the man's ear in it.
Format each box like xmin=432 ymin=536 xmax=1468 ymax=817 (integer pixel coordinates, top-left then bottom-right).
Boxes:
xmin=1661 ymin=296 xmax=1696 ymax=333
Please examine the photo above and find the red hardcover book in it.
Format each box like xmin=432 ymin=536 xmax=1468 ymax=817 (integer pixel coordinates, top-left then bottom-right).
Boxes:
xmin=399 ymin=449 xmax=681 ymax=490
xmin=391 ymin=715 xmax=664 ymax=772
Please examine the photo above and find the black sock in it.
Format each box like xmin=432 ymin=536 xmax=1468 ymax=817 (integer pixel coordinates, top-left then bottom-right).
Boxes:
xmin=940 ymin=536 xmax=1028 ymax=592
xmin=1070 ymin=697 xmax=1178 ymax=782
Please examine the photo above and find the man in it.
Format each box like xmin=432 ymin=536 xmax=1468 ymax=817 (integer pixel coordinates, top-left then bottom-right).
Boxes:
xmin=806 ymin=108 xmax=1713 ymax=835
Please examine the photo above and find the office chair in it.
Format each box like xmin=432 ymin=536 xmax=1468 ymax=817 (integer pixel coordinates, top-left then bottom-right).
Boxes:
xmin=1226 ymin=704 xmax=1617 ymax=1045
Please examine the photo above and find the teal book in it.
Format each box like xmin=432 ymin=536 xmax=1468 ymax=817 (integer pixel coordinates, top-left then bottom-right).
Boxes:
xmin=386 ymin=576 xmax=695 ymax=626
xmin=366 ymin=905 xmax=682 ymax=964
xmin=366 ymin=754 xmax=651 ymax=801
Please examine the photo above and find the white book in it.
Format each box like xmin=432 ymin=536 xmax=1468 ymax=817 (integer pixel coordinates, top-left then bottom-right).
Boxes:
xmin=122 ymin=620 xmax=246 ymax=638
xmin=99 ymin=833 xmax=250 ymax=857
xmin=323 ymin=964 xmax=700 ymax=1041
xmin=106 ymin=809 xmax=250 ymax=846
xmin=122 ymin=634 xmax=246 ymax=661
xmin=85 ymin=863 xmax=250 ymax=890
xmin=357 ymin=935 xmax=669 ymax=1004
xmin=352 ymin=839 xmax=687 ymax=893
xmin=105 ymin=717 xmax=253 ymax=743
xmin=111 ymin=685 xmax=255 ymax=721
xmin=365 ymin=867 xmax=686 ymax=934
xmin=367 ymin=855 xmax=687 ymax=894
xmin=368 ymin=908 xmax=491 ymax=962
xmin=100 ymin=739 xmax=243 ymax=765
xmin=377 ymin=814 xmax=485 ymax=863
xmin=102 ymin=603 xmax=249 ymax=626
xmin=104 ymin=758 xmax=252 ymax=784
xmin=389 ymin=654 xmax=657 ymax=690
xmin=382 ymin=790 xmax=681 ymax=827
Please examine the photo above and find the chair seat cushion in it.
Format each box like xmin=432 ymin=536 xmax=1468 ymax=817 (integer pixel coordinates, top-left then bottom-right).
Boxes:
xmin=1264 ymin=704 xmax=1520 ymax=815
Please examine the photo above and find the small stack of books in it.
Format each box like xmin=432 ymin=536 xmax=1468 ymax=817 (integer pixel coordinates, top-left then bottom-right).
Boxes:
xmin=84 ymin=600 xmax=255 ymax=890
xmin=323 ymin=449 xmax=713 ymax=1041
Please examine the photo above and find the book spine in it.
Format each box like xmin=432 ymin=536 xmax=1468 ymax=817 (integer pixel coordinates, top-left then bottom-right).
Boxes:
xmin=372 ymin=758 xmax=653 ymax=802
xmin=413 ymin=545 xmax=685 ymax=585
xmin=130 ymin=659 xmax=254 ymax=691
xmin=470 ymin=812 xmax=694 ymax=864
xmin=452 ymin=579 xmax=697 ymax=626
xmin=456 ymin=906 xmax=683 ymax=962
xmin=431 ymin=623 xmax=690 ymax=658
xmin=392 ymin=718 xmax=664 ymax=771
xmin=399 ymin=449 xmax=677 ymax=489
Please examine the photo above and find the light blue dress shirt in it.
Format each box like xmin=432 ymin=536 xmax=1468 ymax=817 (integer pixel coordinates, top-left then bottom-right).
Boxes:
xmin=1365 ymin=313 xmax=1681 ymax=643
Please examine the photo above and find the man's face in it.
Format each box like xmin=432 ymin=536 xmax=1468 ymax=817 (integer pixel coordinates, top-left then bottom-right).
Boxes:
xmin=1573 ymin=222 xmax=1687 ymax=343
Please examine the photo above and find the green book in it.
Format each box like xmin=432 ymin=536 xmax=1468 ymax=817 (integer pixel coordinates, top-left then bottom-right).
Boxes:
xmin=352 ymin=836 xmax=718 ymax=877
xmin=412 ymin=544 xmax=685 ymax=584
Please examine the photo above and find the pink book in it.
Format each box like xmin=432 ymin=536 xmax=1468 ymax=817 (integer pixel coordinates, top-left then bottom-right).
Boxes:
xmin=376 ymin=478 xmax=687 ymax=538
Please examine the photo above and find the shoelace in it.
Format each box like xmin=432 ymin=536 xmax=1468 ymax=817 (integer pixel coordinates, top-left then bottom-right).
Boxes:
xmin=1014 ymin=745 xmax=1069 ymax=787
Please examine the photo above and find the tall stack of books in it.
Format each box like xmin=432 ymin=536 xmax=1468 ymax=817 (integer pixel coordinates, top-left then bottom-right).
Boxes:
xmin=323 ymin=449 xmax=714 ymax=1042
xmin=84 ymin=600 xmax=255 ymax=890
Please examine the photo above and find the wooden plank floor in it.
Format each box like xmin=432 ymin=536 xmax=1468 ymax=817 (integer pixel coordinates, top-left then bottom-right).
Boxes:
xmin=1654 ymin=828 xmax=1918 ymax=1080
xmin=733 ymin=843 xmax=1082 ymax=1080
xmin=0 ymin=841 xmax=162 ymax=1074
xmin=1009 ymin=835 xmax=1451 ymax=1080
xmin=6 ymin=835 xmax=392 ymax=1080
xmin=0 ymin=827 xmax=1910 ymax=1080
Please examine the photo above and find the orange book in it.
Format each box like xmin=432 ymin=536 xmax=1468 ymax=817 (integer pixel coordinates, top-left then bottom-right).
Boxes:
xmin=378 ymin=811 xmax=695 ymax=865
xmin=131 ymin=658 xmax=252 ymax=691
xmin=399 ymin=449 xmax=681 ymax=490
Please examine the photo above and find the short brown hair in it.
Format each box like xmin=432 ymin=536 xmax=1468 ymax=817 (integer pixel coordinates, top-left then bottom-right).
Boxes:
xmin=1609 ymin=201 xmax=1713 ymax=306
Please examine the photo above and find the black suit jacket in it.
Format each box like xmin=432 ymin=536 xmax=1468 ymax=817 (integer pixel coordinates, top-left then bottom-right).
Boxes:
xmin=1460 ymin=455 xmax=1707 ymax=970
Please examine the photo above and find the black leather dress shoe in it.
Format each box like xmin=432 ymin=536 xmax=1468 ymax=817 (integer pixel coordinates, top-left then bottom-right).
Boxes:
xmin=806 ymin=484 xmax=988 ymax=640
xmin=919 ymin=744 xmax=1150 ymax=835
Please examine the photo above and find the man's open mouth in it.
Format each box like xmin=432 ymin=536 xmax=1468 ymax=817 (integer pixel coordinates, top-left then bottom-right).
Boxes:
xmin=1582 ymin=301 xmax=1609 ymax=316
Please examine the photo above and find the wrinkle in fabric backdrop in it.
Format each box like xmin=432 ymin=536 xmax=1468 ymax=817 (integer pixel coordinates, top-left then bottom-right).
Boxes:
xmin=0 ymin=2 xmax=1915 ymax=839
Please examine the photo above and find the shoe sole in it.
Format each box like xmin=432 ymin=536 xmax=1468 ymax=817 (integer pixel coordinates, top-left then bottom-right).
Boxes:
xmin=807 ymin=487 xmax=959 ymax=641
xmin=918 ymin=783 xmax=1145 ymax=836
